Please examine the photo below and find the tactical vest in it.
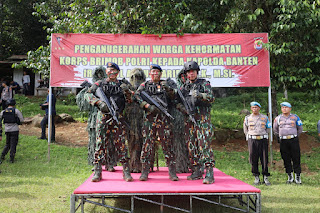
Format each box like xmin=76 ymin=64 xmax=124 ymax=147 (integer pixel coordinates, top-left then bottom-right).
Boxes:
xmin=2 ymin=108 xmax=20 ymax=124
xmin=101 ymin=80 xmax=126 ymax=113
xmin=181 ymin=79 xmax=211 ymax=107
xmin=144 ymin=81 xmax=168 ymax=109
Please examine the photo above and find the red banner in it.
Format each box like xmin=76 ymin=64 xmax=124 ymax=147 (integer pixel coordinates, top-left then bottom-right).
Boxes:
xmin=50 ymin=33 xmax=269 ymax=87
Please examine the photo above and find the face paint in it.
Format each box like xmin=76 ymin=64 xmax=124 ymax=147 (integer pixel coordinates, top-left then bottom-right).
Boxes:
xmin=106 ymin=68 xmax=119 ymax=80
xmin=150 ymin=69 xmax=161 ymax=82
xmin=186 ymin=70 xmax=198 ymax=81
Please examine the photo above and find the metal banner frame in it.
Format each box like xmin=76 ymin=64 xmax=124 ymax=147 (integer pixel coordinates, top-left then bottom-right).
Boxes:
xmin=70 ymin=192 xmax=261 ymax=213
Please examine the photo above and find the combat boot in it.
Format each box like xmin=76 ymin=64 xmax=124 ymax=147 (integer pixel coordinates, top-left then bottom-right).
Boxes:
xmin=253 ymin=176 xmax=260 ymax=185
xmin=187 ymin=165 xmax=203 ymax=180
xmin=139 ymin=163 xmax=150 ymax=181
xmin=286 ymin=172 xmax=294 ymax=184
xmin=295 ymin=173 xmax=302 ymax=184
xmin=122 ymin=162 xmax=133 ymax=182
xmin=105 ymin=165 xmax=115 ymax=172
xmin=168 ymin=162 xmax=179 ymax=181
xmin=263 ymin=175 xmax=271 ymax=186
xmin=91 ymin=163 xmax=102 ymax=182
xmin=203 ymin=166 xmax=215 ymax=184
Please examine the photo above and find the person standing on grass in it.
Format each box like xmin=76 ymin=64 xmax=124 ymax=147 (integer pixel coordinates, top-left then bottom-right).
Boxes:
xmin=39 ymin=89 xmax=56 ymax=141
xmin=0 ymin=81 xmax=13 ymax=110
xmin=243 ymin=102 xmax=271 ymax=186
xmin=273 ymin=102 xmax=303 ymax=184
xmin=0 ymin=99 xmax=24 ymax=164
xmin=22 ymin=71 xmax=31 ymax=95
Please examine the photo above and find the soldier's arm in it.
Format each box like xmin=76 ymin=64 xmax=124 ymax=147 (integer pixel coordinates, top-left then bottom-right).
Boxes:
xmin=84 ymin=81 xmax=101 ymax=106
xmin=199 ymin=81 xmax=215 ymax=103
xmin=133 ymin=83 xmax=148 ymax=109
xmin=243 ymin=119 xmax=248 ymax=135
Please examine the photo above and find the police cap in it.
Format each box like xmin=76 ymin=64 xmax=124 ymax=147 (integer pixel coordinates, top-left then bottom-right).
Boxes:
xmin=184 ymin=61 xmax=200 ymax=72
xmin=280 ymin=102 xmax=292 ymax=108
xmin=107 ymin=62 xmax=120 ymax=71
xmin=150 ymin=64 xmax=162 ymax=72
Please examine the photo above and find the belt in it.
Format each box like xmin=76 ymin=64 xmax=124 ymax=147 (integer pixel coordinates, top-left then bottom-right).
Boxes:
xmin=280 ymin=135 xmax=297 ymax=140
xmin=248 ymin=135 xmax=268 ymax=140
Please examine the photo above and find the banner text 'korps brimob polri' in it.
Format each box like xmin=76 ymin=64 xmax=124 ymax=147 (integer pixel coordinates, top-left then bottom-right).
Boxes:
xmin=50 ymin=33 xmax=269 ymax=87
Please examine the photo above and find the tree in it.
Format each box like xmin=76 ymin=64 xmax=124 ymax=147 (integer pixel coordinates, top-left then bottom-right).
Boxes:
xmin=0 ymin=0 xmax=47 ymax=60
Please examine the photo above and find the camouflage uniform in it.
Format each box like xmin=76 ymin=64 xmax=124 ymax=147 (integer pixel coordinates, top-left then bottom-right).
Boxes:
xmin=181 ymin=79 xmax=215 ymax=165
xmin=134 ymin=79 xmax=178 ymax=181
xmin=84 ymin=77 xmax=133 ymax=182
xmin=76 ymin=67 xmax=117 ymax=170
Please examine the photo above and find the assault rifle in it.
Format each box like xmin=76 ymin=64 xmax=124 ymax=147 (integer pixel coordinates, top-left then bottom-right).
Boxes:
xmin=140 ymin=90 xmax=174 ymax=120
xmin=110 ymin=96 xmax=131 ymax=130
xmin=80 ymin=80 xmax=92 ymax=88
xmin=95 ymin=87 xmax=120 ymax=124
xmin=167 ymin=78 xmax=196 ymax=124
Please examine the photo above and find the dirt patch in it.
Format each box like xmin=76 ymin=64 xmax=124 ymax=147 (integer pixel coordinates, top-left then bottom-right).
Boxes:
xmin=20 ymin=122 xmax=320 ymax=153
xmin=20 ymin=122 xmax=88 ymax=147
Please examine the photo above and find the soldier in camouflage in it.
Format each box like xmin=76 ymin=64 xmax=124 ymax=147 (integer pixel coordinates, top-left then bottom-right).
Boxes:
xmin=84 ymin=62 xmax=133 ymax=182
xmin=134 ymin=64 xmax=179 ymax=181
xmin=243 ymin=102 xmax=271 ymax=186
xmin=178 ymin=61 xmax=215 ymax=184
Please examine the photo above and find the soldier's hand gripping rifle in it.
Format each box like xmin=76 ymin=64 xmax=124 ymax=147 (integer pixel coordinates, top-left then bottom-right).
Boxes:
xmin=167 ymin=78 xmax=196 ymax=124
xmin=109 ymin=96 xmax=131 ymax=130
xmin=140 ymin=90 xmax=174 ymax=120
xmin=95 ymin=87 xmax=120 ymax=124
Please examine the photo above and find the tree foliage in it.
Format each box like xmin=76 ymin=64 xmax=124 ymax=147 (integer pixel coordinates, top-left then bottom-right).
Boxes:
xmin=0 ymin=0 xmax=47 ymax=60
xmin=10 ymin=0 xmax=320 ymax=95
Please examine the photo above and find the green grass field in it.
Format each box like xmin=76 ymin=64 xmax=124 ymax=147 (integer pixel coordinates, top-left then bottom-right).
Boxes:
xmin=0 ymin=135 xmax=319 ymax=212
xmin=0 ymin=92 xmax=319 ymax=212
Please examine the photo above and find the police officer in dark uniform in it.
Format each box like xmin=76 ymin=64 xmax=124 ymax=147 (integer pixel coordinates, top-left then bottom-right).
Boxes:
xmin=274 ymin=102 xmax=303 ymax=184
xmin=134 ymin=64 xmax=179 ymax=181
xmin=0 ymin=99 xmax=24 ymax=164
xmin=85 ymin=62 xmax=133 ymax=182
xmin=178 ymin=61 xmax=215 ymax=184
xmin=243 ymin=102 xmax=271 ymax=185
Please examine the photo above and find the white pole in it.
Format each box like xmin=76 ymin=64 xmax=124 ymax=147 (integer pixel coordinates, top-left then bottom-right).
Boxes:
xmin=268 ymin=86 xmax=273 ymax=165
xmin=48 ymin=86 xmax=52 ymax=162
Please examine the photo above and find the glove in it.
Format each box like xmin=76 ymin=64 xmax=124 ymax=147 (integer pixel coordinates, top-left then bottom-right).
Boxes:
xmin=97 ymin=101 xmax=109 ymax=113
xmin=191 ymin=90 xmax=206 ymax=99
xmin=160 ymin=81 xmax=171 ymax=91
xmin=120 ymin=83 xmax=129 ymax=92
xmin=176 ymin=103 xmax=188 ymax=114
xmin=148 ymin=105 xmax=160 ymax=114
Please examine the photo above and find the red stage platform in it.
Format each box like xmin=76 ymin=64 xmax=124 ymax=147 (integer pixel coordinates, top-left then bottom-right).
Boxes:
xmin=71 ymin=167 xmax=261 ymax=213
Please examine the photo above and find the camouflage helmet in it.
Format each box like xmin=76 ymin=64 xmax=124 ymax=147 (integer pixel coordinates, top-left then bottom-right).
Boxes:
xmin=184 ymin=61 xmax=200 ymax=72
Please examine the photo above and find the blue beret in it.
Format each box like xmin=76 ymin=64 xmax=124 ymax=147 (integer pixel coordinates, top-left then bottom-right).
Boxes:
xmin=250 ymin=102 xmax=261 ymax=108
xmin=280 ymin=102 xmax=292 ymax=108
xmin=107 ymin=62 xmax=120 ymax=71
xmin=150 ymin=64 xmax=162 ymax=72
